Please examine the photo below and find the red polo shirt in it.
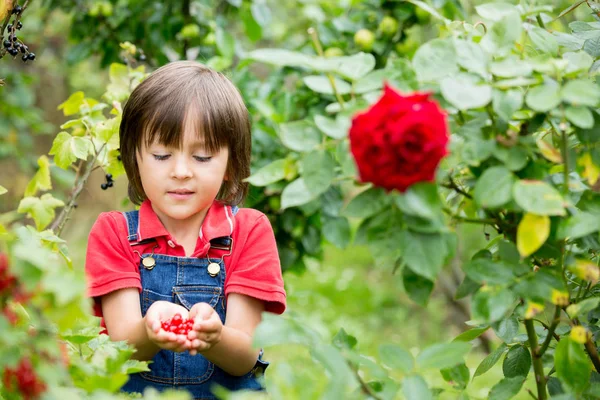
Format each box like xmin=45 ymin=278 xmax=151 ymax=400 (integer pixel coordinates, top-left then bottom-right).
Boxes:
xmin=85 ymin=200 xmax=286 ymax=322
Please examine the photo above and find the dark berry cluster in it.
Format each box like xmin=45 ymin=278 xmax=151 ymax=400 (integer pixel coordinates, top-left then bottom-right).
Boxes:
xmin=100 ymin=173 xmax=113 ymax=190
xmin=2 ymin=358 xmax=47 ymax=400
xmin=2 ymin=3 xmax=35 ymax=62
xmin=161 ymin=313 xmax=194 ymax=335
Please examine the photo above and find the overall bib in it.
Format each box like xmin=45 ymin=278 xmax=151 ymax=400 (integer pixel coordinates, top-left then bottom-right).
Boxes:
xmin=119 ymin=209 xmax=268 ymax=399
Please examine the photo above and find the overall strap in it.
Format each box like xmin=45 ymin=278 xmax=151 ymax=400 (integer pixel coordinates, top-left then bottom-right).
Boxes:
xmin=209 ymin=205 xmax=239 ymax=251
xmin=122 ymin=210 xmax=141 ymax=243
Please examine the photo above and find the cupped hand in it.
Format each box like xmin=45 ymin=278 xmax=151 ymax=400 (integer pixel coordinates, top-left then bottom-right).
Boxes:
xmin=186 ymin=302 xmax=223 ymax=356
xmin=145 ymin=300 xmax=193 ymax=352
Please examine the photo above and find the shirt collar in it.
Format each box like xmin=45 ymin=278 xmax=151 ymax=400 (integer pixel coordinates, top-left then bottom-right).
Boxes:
xmin=138 ymin=200 xmax=235 ymax=242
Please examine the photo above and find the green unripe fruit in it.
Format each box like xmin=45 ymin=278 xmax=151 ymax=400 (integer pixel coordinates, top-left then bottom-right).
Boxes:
xmin=415 ymin=7 xmax=430 ymax=23
xmin=180 ymin=24 xmax=201 ymax=40
xmin=100 ymin=1 xmax=113 ymax=17
xmin=354 ymin=29 xmax=375 ymax=51
xmin=203 ymin=32 xmax=216 ymax=46
xmin=379 ymin=16 xmax=399 ymax=37
xmin=324 ymin=47 xmax=344 ymax=58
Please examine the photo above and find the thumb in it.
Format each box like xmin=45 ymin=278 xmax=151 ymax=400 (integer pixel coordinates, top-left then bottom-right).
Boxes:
xmin=189 ymin=302 xmax=213 ymax=321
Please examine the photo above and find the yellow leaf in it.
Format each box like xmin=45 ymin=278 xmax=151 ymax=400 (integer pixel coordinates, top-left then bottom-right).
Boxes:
xmin=525 ymin=301 xmax=544 ymax=319
xmin=551 ymin=289 xmax=569 ymax=306
xmin=0 ymin=0 xmax=13 ymax=20
xmin=578 ymin=153 xmax=600 ymax=186
xmin=517 ymin=213 xmax=550 ymax=257
xmin=570 ymin=326 xmax=590 ymax=344
xmin=537 ymin=139 xmax=562 ymax=163
xmin=569 ymin=259 xmax=600 ymax=284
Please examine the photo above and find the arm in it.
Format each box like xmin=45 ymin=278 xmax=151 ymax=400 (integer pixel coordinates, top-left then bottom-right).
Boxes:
xmin=101 ymin=288 xmax=192 ymax=361
xmin=188 ymin=293 xmax=265 ymax=376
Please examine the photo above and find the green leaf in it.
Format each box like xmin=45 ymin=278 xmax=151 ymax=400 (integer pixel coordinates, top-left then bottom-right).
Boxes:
xmin=250 ymin=2 xmax=271 ymax=26
xmin=332 ymin=328 xmax=357 ymax=350
xmin=322 ymin=216 xmax=351 ymax=249
xmin=565 ymin=106 xmax=594 ymax=128
xmin=416 ymin=342 xmax=471 ymax=370
xmin=402 ymin=267 xmax=434 ymax=307
xmin=329 ymin=53 xmax=376 ymax=81
xmin=402 ymin=375 xmax=432 ymax=400
xmin=280 ymin=178 xmax=316 ymax=209
xmin=454 ymin=39 xmax=489 ymax=77
xmin=246 ymin=159 xmax=290 ymax=186
xmin=94 ymin=117 xmax=119 ymax=144
xmin=525 ymin=80 xmax=561 ymax=112
xmin=566 ymin=298 xmax=600 ymax=318
xmin=564 ymin=51 xmax=594 ymax=75
xmin=492 ymin=317 xmax=519 ymax=343
xmin=490 ymin=58 xmax=532 ymax=78
xmin=475 ymin=343 xmax=508 ymax=378
xmin=24 ymin=156 xmax=52 ymax=197
xmin=481 ymin=11 xmax=522 ymax=55
xmin=513 ymin=180 xmax=566 ymax=216
xmin=395 ymin=182 xmax=443 ymax=220
xmin=528 ymin=25 xmax=559 ymax=55
xmin=279 ymin=121 xmax=321 ymax=152
xmin=557 ymin=211 xmax=600 ymax=239
xmin=303 ymin=75 xmax=352 ymax=95
xmin=343 ymin=187 xmax=387 ymax=218
xmin=474 ymin=166 xmax=515 ymax=208
xmin=488 ymin=376 xmax=525 ymax=400
xmin=494 ymin=146 xmax=528 ymax=171
xmin=413 ymin=39 xmax=458 ymax=82
xmin=555 ymin=337 xmax=591 ymax=392
xmin=17 ymin=194 xmax=65 ymax=231
xmin=379 ymin=344 xmax=414 ymax=373
xmin=561 ymin=79 xmax=600 ymax=107
xmin=314 ymin=114 xmax=350 ymax=139
xmin=57 ymin=91 xmax=85 ymax=116
xmin=493 ymin=89 xmax=523 ymax=121
xmin=253 ymin=313 xmax=321 ymax=348
xmin=472 ymin=288 xmax=516 ymax=324
xmin=400 ymin=230 xmax=448 ymax=281
xmin=453 ymin=326 xmax=490 ymax=342
xmin=441 ymin=363 xmax=470 ymax=390
xmin=441 ymin=73 xmax=492 ymax=110
xmin=49 ymin=131 xmax=94 ymax=170
xmin=354 ymin=69 xmax=388 ymax=94
xmin=475 ymin=2 xmax=520 ymax=21
xmin=301 ymin=150 xmax=336 ymax=197
xmin=216 ymin=27 xmax=235 ymax=60
xmin=517 ymin=213 xmax=550 ymax=257
xmin=464 ymin=259 xmax=517 ymax=285
xmin=0 ymin=185 xmax=6 ymax=195
xmin=502 ymin=344 xmax=531 ymax=378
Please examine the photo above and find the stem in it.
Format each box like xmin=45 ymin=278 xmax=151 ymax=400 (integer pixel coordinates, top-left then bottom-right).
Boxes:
xmin=537 ymin=306 xmax=561 ymax=356
xmin=307 ymin=27 xmax=345 ymax=110
xmin=442 ymin=176 xmax=473 ymax=199
xmin=526 ymin=388 xmax=539 ymax=400
xmin=585 ymin=338 xmax=600 ymax=373
xmin=525 ymin=319 xmax=547 ymax=400
xmin=532 ymin=319 xmax=561 ymax=342
xmin=49 ymin=143 xmax=106 ymax=236
xmin=349 ymin=362 xmax=383 ymax=400
xmin=442 ymin=208 xmax=497 ymax=225
xmin=560 ymin=124 xmax=569 ymax=195
xmin=536 ymin=14 xmax=546 ymax=29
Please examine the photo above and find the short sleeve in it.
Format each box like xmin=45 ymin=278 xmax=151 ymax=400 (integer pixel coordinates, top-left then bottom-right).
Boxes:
xmin=225 ymin=214 xmax=286 ymax=314
xmin=85 ymin=212 xmax=141 ymax=299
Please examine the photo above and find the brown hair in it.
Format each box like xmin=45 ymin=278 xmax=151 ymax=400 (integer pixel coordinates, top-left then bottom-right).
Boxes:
xmin=119 ymin=61 xmax=251 ymax=206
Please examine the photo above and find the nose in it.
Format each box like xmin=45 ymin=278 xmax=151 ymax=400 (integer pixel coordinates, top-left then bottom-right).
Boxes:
xmin=170 ymin=155 xmax=192 ymax=180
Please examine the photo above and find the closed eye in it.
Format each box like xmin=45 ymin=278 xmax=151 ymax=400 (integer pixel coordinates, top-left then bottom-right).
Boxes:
xmin=153 ymin=154 xmax=170 ymax=161
xmin=194 ymin=156 xmax=212 ymax=162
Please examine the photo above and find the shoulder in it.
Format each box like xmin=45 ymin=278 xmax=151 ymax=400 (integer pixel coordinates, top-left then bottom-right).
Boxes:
xmin=234 ymin=207 xmax=269 ymax=226
xmin=89 ymin=211 xmax=129 ymax=237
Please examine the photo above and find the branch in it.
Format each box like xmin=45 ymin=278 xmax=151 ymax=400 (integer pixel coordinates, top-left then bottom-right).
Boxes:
xmin=441 ymin=176 xmax=472 ymax=199
xmin=308 ymin=27 xmax=345 ymax=110
xmin=49 ymin=143 xmax=106 ymax=236
xmin=442 ymin=207 xmax=497 ymax=225
xmin=349 ymin=362 xmax=383 ymax=400
xmin=525 ymin=319 xmax=547 ymax=400
xmin=537 ymin=306 xmax=561 ymax=357
xmin=585 ymin=336 xmax=600 ymax=373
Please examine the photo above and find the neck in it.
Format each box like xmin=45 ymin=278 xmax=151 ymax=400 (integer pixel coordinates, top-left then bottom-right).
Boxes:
xmin=152 ymin=206 xmax=209 ymax=242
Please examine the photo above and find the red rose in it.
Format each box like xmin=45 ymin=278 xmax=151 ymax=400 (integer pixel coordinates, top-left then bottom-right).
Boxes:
xmin=348 ymin=84 xmax=449 ymax=192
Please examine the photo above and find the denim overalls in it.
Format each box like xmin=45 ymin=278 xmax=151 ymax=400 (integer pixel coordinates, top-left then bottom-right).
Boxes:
xmin=119 ymin=208 xmax=268 ymax=399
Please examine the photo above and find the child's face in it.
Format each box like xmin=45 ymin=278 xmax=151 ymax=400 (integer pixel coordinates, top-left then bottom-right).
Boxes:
xmin=136 ymin=122 xmax=229 ymax=228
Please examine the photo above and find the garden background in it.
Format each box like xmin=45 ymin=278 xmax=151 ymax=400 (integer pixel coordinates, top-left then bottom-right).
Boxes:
xmin=1 ymin=0 xmax=600 ymax=399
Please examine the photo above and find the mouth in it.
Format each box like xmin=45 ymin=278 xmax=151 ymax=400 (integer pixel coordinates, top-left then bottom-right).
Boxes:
xmin=168 ymin=190 xmax=195 ymax=196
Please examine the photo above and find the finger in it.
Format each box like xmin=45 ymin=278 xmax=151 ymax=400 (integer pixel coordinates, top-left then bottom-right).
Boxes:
xmin=190 ymin=303 xmax=213 ymax=321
